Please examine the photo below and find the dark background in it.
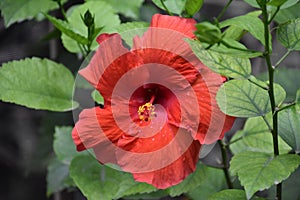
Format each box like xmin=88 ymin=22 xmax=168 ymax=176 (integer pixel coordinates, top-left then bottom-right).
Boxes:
xmin=0 ymin=1 xmax=299 ymax=200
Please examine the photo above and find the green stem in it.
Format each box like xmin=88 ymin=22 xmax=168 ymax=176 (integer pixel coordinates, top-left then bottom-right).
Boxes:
xmin=268 ymin=6 xmax=280 ymax=24
xmin=261 ymin=2 xmax=281 ymax=199
xmin=216 ymin=0 xmax=233 ymax=22
xmin=57 ymin=0 xmax=68 ymax=22
xmin=160 ymin=0 xmax=172 ymax=16
xmin=218 ymin=140 xmax=233 ymax=189
xmin=274 ymin=49 xmax=292 ymax=68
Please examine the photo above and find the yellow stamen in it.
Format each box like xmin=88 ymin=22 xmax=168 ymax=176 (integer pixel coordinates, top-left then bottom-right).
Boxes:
xmin=138 ymin=102 xmax=156 ymax=122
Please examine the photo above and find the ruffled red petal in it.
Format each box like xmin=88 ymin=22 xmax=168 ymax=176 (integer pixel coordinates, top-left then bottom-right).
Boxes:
xmin=150 ymin=14 xmax=197 ymax=39
xmin=132 ymin=140 xmax=201 ymax=189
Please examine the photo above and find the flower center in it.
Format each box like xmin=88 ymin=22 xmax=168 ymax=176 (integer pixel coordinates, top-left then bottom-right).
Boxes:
xmin=138 ymin=102 xmax=156 ymax=122
xmin=137 ymin=92 xmax=156 ymax=122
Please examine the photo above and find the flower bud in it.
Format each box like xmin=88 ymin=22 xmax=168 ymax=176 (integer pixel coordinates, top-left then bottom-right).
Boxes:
xmin=195 ymin=22 xmax=223 ymax=45
xmin=81 ymin=10 xmax=94 ymax=27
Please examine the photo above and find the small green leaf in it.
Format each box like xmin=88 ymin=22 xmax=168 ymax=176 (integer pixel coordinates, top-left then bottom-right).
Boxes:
xmin=230 ymin=152 xmax=300 ymax=199
xmin=220 ymin=11 xmax=271 ymax=47
xmin=152 ymin=0 xmax=187 ymax=15
xmin=185 ymin=0 xmax=204 ymax=16
xmin=62 ymin=1 xmax=120 ymax=53
xmin=0 ymin=0 xmax=65 ymax=27
xmin=0 ymin=57 xmax=78 ymax=111
xmin=186 ymin=165 xmax=227 ymax=199
xmin=70 ymin=155 xmax=157 ymax=200
xmin=54 ymin=126 xmax=80 ymax=164
xmin=243 ymin=0 xmax=260 ymax=7
xmin=216 ymin=80 xmax=270 ymax=117
xmin=277 ymin=18 xmax=300 ymax=50
xmin=46 ymin=157 xmax=75 ymax=196
xmin=45 ymin=14 xmax=89 ymax=45
xmin=91 ymin=90 xmax=104 ymax=105
xmin=115 ymin=22 xmax=149 ymax=47
xmin=188 ymin=40 xmax=252 ymax=78
xmin=278 ymin=105 xmax=300 ymax=153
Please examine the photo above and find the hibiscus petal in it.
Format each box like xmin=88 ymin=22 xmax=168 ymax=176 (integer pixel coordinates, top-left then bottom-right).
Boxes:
xmin=150 ymin=14 xmax=197 ymax=39
xmin=192 ymin=68 xmax=235 ymax=144
xmin=72 ymin=107 xmax=123 ymax=163
xmin=132 ymin=140 xmax=201 ymax=189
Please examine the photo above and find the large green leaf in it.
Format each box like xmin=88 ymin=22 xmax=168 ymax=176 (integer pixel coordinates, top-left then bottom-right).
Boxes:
xmin=230 ymin=152 xmax=300 ymax=199
xmin=277 ymin=18 xmax=300 ymax=50
xmin=217 ymin=80 xmax=286 ymax=117
xmin=188 ymin=40 xmax=252 ymax=78
xmin=208 ymin=189 xmax=265 ymax=200
xmin=152 ymin=0 xmax=186 ymax=15
xmin=69 ymin=155 xmax=157 ymax=200
xmin=62 ymin=1 xmax=120 ymax=53
xmin=186 ymin=165 xmax=227 ymax=199
xmin=220 ymin=11 xmax=270 ymax=47
xmin=230 ymin=113 xmax=291 ymax=154
xmin=46 ymin=157 xmax=75 ymax=196
xmin=0 ymin=57 xmax=78 ymax=111
xmin=216 ymin=80 xmax=269 ymax=117
xmin=0 ymin=0 xmax=66 ymax=27
xmin=275 ymin=2 xmax=300 ymax=23
xmin=53 ymin=126 xmax=81 ymax=164
xmin=278 ymin=105 xmax=300 ymax=153
xmin=168 ymin=163 xmax=211 ymax=197
xmin=94 ymin=0 xmax=144 ymax=19
xmin=115 ymin=22 xmax=149 ymax=47
xmin=184 ymin=0 xmax=204 ymax=16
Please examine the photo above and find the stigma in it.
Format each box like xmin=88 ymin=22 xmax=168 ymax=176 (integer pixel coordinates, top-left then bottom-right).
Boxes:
xmin=138 ymin=102 xmax=156 ymax=122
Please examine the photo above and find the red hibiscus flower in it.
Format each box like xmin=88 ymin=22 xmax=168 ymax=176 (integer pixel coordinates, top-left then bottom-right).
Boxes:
xmin=72 ymin=14 xmax=235 ymax=189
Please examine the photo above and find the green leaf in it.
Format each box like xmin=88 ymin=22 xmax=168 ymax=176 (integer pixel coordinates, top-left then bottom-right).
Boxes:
xmin=230 ymin=127 xmax=291 ymax=155
xmin=243 ymin=0 xmax=260 ymax=7
xmin=0 ymin=57 xmax=78 ymax=111
xmin=277 ymin=18 xmax=300 ymax=50
xmin=92 ymin=0 xmax=144 ymax=19
xmin=278 ymin=105 xmax=300 ymax=153
xmin=231 ymin=152 xmax=300 ymax=199
xmin=45 ymin=14 xmax=89 ymax=45
xmin=0 ymin=0 xmax=65 ymax=27
xmin=259 ymin=68 xmax=300 ymax=102
xmin=115 ymin=22 xmax=149 ymax=47
xmin=275 ymin=2 xmax=300 ymax=23
xmin=152 ymin=0 xmax=186 ymax=15
xmin=230 ymin=113 xmax=291 ymax=155
xmin=184 ymin=0 xmax=204 ymax=16
xmin=70 ymin=155 xmax=157 ymax=200
xmin=208 ymin=189 xmax=266 ymax=200
xmin=54 ymin=126 xmax=81 ymax=164
xmin=188 ymin=40 xmax=252 ymax=78
xmin=168 ymin=163 xmax=210 ymax=197
xmin=220 ymin=11 xmax=271 ymax=47
xmin=91 ymin=90 xmax=104 ymax=105
xmin=269 ymin=0 xmax=299 ymax=8
xmin=216 ymin=80 xmax=269 ymax=117
xmin=46 ymin=157 xmax=75 ymax=196
xmin=186 ymin=165 xmax=227 ymax=199
xmin=62 ymin=1 xmax=120 ymax=53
